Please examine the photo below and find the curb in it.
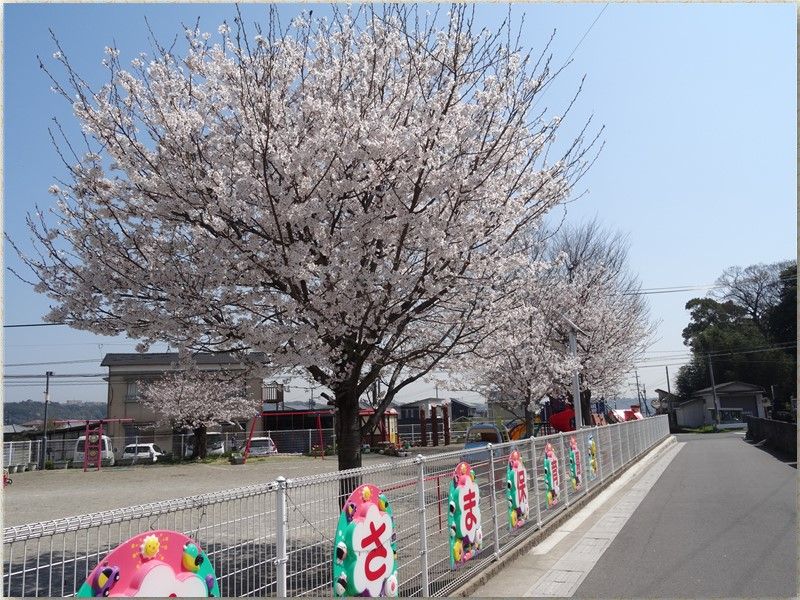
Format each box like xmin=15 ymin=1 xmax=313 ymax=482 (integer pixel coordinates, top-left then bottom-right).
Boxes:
xmin=451 ymin=435 xmax=678 ymax=597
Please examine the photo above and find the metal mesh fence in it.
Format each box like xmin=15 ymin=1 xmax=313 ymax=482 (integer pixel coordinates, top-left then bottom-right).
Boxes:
xmin=3 ymin=416 xmax=669 ymax=598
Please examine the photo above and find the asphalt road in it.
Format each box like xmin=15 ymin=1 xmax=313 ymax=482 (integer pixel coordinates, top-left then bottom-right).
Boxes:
xmin=573 ymin=432 xmax=797 ymax=598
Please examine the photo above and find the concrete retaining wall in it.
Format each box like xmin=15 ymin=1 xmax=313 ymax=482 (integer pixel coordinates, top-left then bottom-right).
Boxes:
xmin=745 ymin=417 xmax=797 ymax=458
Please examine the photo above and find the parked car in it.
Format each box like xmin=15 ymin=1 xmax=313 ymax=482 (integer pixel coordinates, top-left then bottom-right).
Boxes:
xmin=247 ymin=437 xmax=277 ymax=456
xmin=183 ymin=433 xmax=226 ymax=458
xmin=121 ymin=443 xmax=165 ymax=463
xmin=461 ymin=423 xmax=510 ymax=465
xmin=74 ymin=435 xmax=116 ymax=466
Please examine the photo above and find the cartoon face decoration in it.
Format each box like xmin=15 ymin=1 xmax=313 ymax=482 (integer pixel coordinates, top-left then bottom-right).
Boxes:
xmin=448 ymin=461 xmax=482 ymax=569
xmin=543 ymin=443 xmax=560 ymax=508
xmin=568 ymin=436 xmax=582 ymax=491
xmin=332 ymin=484 xmax=398 ymax=597
xmin=506 ymin=449 xmax=529 ymax=530
xmin=75 ymin=530 xmax=219 ymax=597
xmin=587 ymin=435 xmax=598 ymax=481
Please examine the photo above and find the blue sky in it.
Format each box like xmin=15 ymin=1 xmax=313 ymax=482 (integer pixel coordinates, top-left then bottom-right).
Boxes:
xmin=3 ymin=3 xmax=796 ymax=408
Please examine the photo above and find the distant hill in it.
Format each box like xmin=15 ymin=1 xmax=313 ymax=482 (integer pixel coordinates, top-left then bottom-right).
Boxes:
xmin=3 ymin=400 xmax=106 ymax=425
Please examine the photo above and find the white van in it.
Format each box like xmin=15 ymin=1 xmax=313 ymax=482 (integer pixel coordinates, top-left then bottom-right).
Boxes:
xmin=73 ymin=435 xmax=116 ymax=466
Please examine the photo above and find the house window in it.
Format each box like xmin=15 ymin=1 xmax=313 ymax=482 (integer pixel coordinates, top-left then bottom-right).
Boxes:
xmin=125 ymin=381 xmax=138 ymax=402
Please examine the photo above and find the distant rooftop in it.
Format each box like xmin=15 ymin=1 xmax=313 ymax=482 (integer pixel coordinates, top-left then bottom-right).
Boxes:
xmin=693 ymin=381 xmax=764 ymax=395
xmin=396 ymin=396 xmax=487 ymax=408
xmin=3 ymin=424 xmax=36 ymax=435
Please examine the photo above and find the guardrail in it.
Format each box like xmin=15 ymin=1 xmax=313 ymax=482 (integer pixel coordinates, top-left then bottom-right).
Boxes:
xmin=3 ymin=415 xmax=669 ymax=597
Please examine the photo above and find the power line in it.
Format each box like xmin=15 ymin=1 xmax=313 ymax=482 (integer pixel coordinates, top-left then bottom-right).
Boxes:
xmin=564 ymin=3 xmax=609 ymax=63
xmin=625 ymin=274 xmax=798 ymax=296
xmin=4 ymin=382 xmax=109 ymax=387
xmin=4 ymin=373 xmax=106 ymax=379
xmin=637 ymin=342 xmax=795 ymax=360
xmin=5 ymin=342 xmax=142 ymax=348
xmin=5 ymin=359 xmax=104 ymax=367
xmin=3 ymin=322 xmax=67 ymax=328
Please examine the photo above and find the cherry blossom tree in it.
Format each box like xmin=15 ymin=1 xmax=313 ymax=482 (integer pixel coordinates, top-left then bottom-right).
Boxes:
xmin=545 ymin=221 xmax=655 ymax=424
xmin=138 ymin=364 xmax=257 ymax=459
xmin=11 ymin=5 xmax=599 ymax=471
xmin=470 ymin=253 xmax=576 ymax=435
xmin=472 ymin=221 xmax=653 ymax=429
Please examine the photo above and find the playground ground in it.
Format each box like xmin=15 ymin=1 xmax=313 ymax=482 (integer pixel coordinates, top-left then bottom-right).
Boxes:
xmin=3 ymin=445 xmax=464 ymax=528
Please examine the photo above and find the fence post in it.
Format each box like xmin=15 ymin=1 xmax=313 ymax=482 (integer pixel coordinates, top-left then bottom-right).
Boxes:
xmin=416 ymin=455 xmax=430 ymax=597
xmin=607 ymin=425 xmax=614 ymax=477
xmin=133 ymin=435 xmax=139 ymax=464
xmin=530 ymin=437 xmax=542 ymax=529
xmin=559 ymin=434 xmax=570 ymax=507
xmin=308 ymin=430 xmax=312 ymax=453
xmin=276 ymin=476 xmax=288 ymax=597
xmin=581 ymin=430 xmax=590 ymax=492
xmin=487 ymin=444 xmax=501 ymax=558
xmin=637 ymin=421 xmax=643 ymax=455
xmin=624 ymin=423 xmax=631 ymax=462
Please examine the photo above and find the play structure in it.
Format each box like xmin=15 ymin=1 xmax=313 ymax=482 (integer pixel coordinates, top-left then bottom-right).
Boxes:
xmin=54 ymin=418 xmax=133 ymax=471
xmin=506 ymin=416 xmax=556 ymax=439
xmin=360 ymin=407 xmax=399 ymax=447
xmin=244 ymin=409 xmax=333 ymax=460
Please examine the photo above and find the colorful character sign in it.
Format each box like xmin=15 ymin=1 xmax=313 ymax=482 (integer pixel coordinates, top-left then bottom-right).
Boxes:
xmin=587 ymin=435 xmax=598 ymax=481
xmin=543 ymin=442 xmax=560 ymax=508
xmin=448 ymin=461 xmax=483 ymax=569
xmin=333 ymin=484 xmax=398 ymax=597
xmin=75 ymin=530 xmax=219 ymax=597
xmin=506 ymin=449 xmax=529 ymax=530
xmin=568 ymin=436 xmax=582 ymax=491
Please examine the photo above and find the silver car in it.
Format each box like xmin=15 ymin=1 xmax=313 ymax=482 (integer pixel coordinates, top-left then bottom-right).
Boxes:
xmin=121 ymin=443 xmax=165 ymax=463
xmin=247 ymin=437 xmax=277 ymax=456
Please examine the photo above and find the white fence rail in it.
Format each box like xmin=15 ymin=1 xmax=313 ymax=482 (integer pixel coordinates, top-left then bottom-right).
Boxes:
xmin=3 ymin=416 xmax=669 ymax=597
xmin=2 ymin=441 xmax=42 ymax=470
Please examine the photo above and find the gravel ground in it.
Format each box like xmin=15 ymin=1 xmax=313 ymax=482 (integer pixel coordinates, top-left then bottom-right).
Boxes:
xmin=2 ymin=451 xmax=427 ymax=528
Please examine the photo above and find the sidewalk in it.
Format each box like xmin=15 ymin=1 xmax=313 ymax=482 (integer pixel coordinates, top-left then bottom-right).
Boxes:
xmin=470 ymin=437 xmax=681 ymax=597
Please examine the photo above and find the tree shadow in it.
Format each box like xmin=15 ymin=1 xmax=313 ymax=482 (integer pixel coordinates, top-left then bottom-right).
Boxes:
xmin=742 ymin=437 xmax=797 ymax=469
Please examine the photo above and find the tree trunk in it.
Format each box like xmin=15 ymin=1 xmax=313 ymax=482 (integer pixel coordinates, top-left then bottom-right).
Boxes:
xmin=580 ymin=389 xmax=592 ymax=427
xmin=193 ymin=425 xmax=208 ymax=459
xmin=524 ymin=402 xmax=533 ymax=438
xmin=335 ymin=388 xmax=362 ymax=507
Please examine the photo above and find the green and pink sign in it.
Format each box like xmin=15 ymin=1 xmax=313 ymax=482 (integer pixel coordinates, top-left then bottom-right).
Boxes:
xmin=333 ymin=484 xmax=398 ymax=597
xmin=448 ymin=461 xmax=483 ymax=569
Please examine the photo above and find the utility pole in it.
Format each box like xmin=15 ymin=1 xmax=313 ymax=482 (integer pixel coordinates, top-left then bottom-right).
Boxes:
xmin=568 ymin=327 xmax=583 ymax=429
xmin=770 ymin=384 xmax=777 ymax=417
xmin=666 ymin=365 xmax=674 ymax=427
xmin=40 ymin=371 xmax=54 ymax=468
xmin=707 ymin=354 xmax=721 ymax=427
xmin=634 ymin=370 xmax=642 ymax=412
xmin=642 ymin=383 xmax=649 ymax=416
